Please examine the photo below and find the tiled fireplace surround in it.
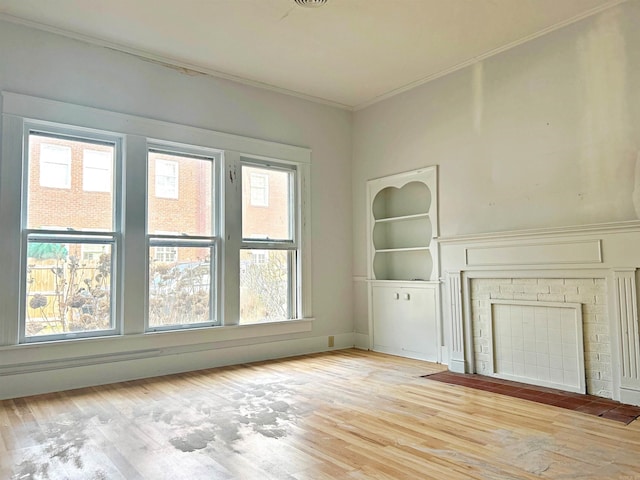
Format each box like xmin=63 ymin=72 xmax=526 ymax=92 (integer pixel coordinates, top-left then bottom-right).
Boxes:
xmin=441 ymin=221 xmax=640 ymax=405
xmin=470 ymin=277 xmax=610 ymax=397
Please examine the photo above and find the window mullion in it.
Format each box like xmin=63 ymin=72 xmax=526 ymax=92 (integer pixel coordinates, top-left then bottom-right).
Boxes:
xmin=121 ymin=134 xmax=148 ymax=335
xmin=223 ymin=152 xmax=242 ymax=326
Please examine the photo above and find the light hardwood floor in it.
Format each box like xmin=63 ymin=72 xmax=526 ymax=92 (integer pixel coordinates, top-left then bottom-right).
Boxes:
xmin=1 ymin=349 xmax=640 ymax=479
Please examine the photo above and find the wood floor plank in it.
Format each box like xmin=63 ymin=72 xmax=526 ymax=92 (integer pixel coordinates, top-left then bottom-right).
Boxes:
xmin=2 ymin=349 xmax=640 ymax=479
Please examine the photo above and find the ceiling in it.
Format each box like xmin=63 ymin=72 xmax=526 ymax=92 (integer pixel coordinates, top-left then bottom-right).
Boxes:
xmin=0 ymin=0 xmax=623 ymax=110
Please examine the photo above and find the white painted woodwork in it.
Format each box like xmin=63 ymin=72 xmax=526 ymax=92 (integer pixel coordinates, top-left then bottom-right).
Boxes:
xmin=366 ymin=167 xmax=440 ymax=362
xmin=371 ymin=283 xmax=438 ymax=362
xmin=613 ymin=270 xmax=640 ymax=404
xmin=465 ymin=239 xmax=602 ymax=267
xmin=0 ymin=23 xmax=353 ymax=383
xmin=0 ymin=1 xmax=618 ymax=109
xmin=0 ymin=114 xmax=23 ymax=346
xmin=446 ymin=271 xmax=465 ymax=373
xmin=434 ymin=221 xmax=640 ymax=403
xmin=488 ymin=300 xmax=586 ymax=393
xmin=367 ymin=166 xmax=438 ymax=282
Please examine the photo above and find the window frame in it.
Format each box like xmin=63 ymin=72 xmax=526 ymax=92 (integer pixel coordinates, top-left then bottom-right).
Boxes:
xmin=20 ymin=123 xmax=123 ymax=343
xmin=0 ymin=92 xmax=312 ymax=353
xmin=240 ymin=159 xmax=298 ymax=322
xmin=146 ymin=143 xmax=221 ymax=332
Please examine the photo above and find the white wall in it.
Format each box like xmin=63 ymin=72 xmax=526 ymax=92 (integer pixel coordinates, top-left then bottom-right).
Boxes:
xmin=352 ymin=2 xmax=640 ymax=339
xmin=0 ymin=20 xmax=354 ymax=398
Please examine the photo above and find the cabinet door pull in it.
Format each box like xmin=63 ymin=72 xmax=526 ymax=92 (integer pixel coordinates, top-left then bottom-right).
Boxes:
xmin=404 ymin=293 xmax=410 ymax=300
xmin=394 ymin=293 xmax=400 ymax=300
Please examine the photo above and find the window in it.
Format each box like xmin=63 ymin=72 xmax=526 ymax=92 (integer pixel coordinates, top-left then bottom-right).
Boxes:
xmin=81 ymin=243 xmax=107 ymax=261
xmin=154 ymin=246 xmax=178 ymax=263
xmin=240 ymin=163 xmax=296 ymax=324
xmin=147 ymin=149 xmax=218 ymax=330
xmin=83 ymin=148 xmax=112 ymax=192
xmin=249 ymin=172 xmax=269 ymax=206
xmin=39 ymin=142 xmax=71 ymax=189
xmin=155 ymin=158 xmax=178 ymax=198
xmin=1 ymin=92 xmax=312 ymax=352
xmin=252 ymin=250 xmax=268 ymax=264
xmin=23 ymin=130 xmax=119 ymax=341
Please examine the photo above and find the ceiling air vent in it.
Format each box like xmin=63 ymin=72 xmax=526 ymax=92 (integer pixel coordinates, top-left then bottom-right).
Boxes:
xmin=294 ymin=0 xmax=328 ymax=7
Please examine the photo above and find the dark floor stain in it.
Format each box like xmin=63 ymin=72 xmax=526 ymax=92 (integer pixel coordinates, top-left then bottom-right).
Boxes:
xmin=10 ymin=380 xmax=301 ymax=476
xmin=170 ymin=428 xmax=216 ymax=452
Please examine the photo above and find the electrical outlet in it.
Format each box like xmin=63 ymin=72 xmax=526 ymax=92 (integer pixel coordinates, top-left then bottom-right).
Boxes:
xmin=328 ymin=335 xmax=335 ymax=347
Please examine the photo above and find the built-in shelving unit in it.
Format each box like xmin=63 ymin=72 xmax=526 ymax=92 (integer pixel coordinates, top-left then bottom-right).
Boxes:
xmin=368 ymin=169 xmax=438 ymax=282
xmin=366 ymin=166 xmax=441 ymax=363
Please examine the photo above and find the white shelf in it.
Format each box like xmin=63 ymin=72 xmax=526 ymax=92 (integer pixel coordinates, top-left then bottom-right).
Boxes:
xmin=366 ymin=166 xmax=441 ymax=363
xmin=367 ymin=166 xmax=438 ymax=282
xmin=375 ymin=246 xmax=429 ymax=253
xmin=375 ymin=213 xmax=429 ymax=224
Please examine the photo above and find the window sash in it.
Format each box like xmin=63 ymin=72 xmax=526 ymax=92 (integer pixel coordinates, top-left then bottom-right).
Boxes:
xmin=147 ymin=239 xmax=218 ymax=330
xmin=21 ymin=232 xmax=119 ymax=342
xmin=239 ymin=247 xmax=297 ymax=322
xmin=241 ymin=160 xmax=297 ymax=246
xmin=20 ymin=124 xmax=123 ymax=343
xmin=146 ymin=146 xmax=219 ymax=331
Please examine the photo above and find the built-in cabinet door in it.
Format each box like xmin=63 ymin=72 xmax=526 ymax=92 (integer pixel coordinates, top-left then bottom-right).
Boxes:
xmin=372 ymin=285 xmax=438 ymax=362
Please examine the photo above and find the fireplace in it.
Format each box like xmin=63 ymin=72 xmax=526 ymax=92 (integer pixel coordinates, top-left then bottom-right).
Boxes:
xmin=471 ymin=278 xmax=607 ymax=396
xmin=440 ymin=221 xmax=640 ymax=405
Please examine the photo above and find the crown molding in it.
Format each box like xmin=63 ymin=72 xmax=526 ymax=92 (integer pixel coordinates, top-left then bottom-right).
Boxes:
xmin=0 ymin=13 xmax=352 ymax=111
xmin=0 ymin=0 xmax=628 ymax=112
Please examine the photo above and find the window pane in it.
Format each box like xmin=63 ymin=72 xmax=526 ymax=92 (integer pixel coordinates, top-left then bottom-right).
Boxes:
xmin=28 ymin=134 xmax=114 ymax=231
xmin=242 ymin=166 xmax=292 ymax=241
xmin=149 ymin=246 xmax=212 ymax=327
xmin=148 ymin=152 xmax=213 ymax=236
xmin=240 ymin=249 xmax=290 ymax=324
xmin=25 ymin=241 xmax=113 ymax=336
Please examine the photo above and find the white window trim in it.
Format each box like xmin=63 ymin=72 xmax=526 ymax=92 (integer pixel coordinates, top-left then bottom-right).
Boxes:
xmin=219 ymin=156 xmax=311 ymax=325
xmin=0 ymin=92 xmax=312 ymax=365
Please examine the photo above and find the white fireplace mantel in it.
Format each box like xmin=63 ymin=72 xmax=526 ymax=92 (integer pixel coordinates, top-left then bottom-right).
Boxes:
xmin=440 ymin=220 xmax=640 ymax=405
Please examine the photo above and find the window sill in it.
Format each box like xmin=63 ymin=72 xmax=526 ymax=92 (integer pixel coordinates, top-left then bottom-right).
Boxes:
xmin=0 ymin=318 xmax=314 ymax=376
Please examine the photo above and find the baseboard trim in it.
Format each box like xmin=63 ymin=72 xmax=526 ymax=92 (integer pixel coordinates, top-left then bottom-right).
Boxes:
xmin=448 ymin=359 xmax=466 ymax=373
xmin=0 ymin=332 xmax=355 ymax=400
xmin=619 ymin=387 xmax=640 ymax=407
xmin=354 ymin=333 xmax=370 ymax=350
